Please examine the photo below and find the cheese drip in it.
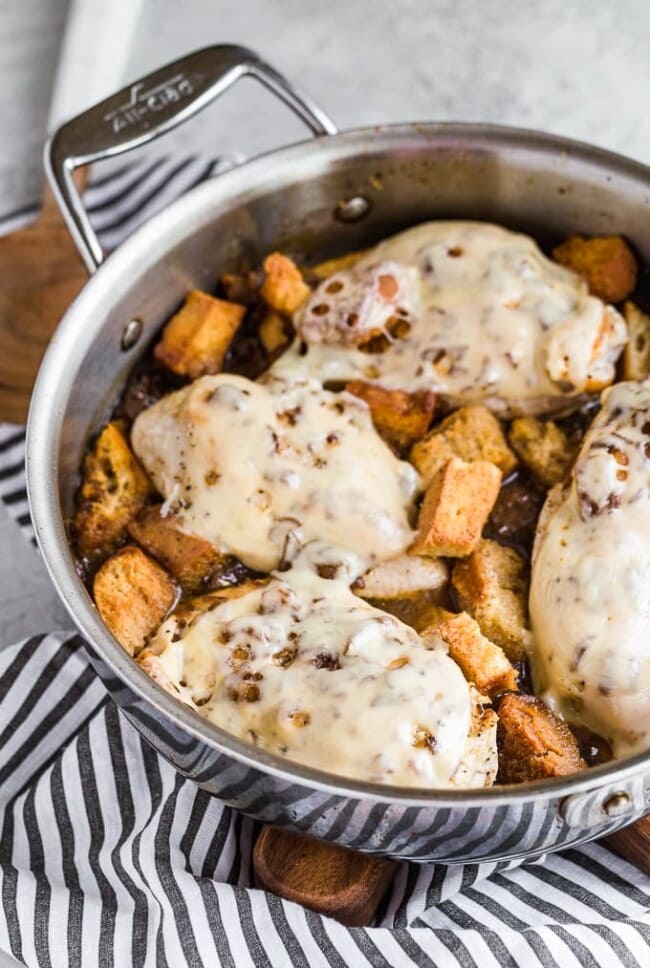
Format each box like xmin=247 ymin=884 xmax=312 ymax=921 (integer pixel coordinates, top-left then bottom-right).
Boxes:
xmin=283 ymin=221 xmax=627 ymax=416
xmin=149 ymin=544 xmax=497 ymax=788
xmin=529 ymin=379 xmax=650 ymax=756
xmin=132 ymin=371 xmax=419 ymax=575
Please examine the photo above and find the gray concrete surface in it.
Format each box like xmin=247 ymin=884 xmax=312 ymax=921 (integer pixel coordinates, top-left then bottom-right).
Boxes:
xmin=0 ymin=510 xmax=69 ymax=649
xmin=123 ymin=0 xmax=650 ymax=164
xmin=0 ymin=0 xmax=71 ymax=224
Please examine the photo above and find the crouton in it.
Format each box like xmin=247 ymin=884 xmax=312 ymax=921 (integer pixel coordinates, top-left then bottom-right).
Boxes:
xmin=154 ymin=290 xmax=245 ymax=379
xmin=551 ymin=235 xmax=638 ymax=303
xmin=74 ymin=422 xmax=153 ymax=561
xmin=345 ymin=381 xmax=436 ymax=451
xmin=353 ymin=554 xmax=448 ymax=599
xmin=313 ymin=249 xmax=370 ymax=278
xmin=367 ymin=596 xmax=452 ymax=633
xmin=430 ymin=611 xmax=518 ymax=698
xmin=127 ymin=505 xmax=227 ymax=593
xmin=220 ymin=270 xmax=261 ymax=305
xmin=452 ymin=539 xmax=531 ymax=661
xmin=259 ymin=310 xmax=292 ymax=356
xmin=410 ymin=457 xmax=501 ymax=558
xmin=622 ymin=301 xmax=650 ymax=380
xmin=508 ymin=417 xmax=575 ymax=487
xmin=354 ymin=555 xmax=449 ymax=631
xmin=496 ymin=693 xmax=586 ymax=783
xmin=93 ymin=546 xmax=177 ymax=655
xmin=410 ymin=406 xmax=516 ymax=487
xmin=260 ymin=253 xmax=311 ymax=314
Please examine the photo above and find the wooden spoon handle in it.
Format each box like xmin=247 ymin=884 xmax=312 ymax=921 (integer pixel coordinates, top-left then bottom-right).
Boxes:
xmin=253 ymin=826 xmax=396 ymax=927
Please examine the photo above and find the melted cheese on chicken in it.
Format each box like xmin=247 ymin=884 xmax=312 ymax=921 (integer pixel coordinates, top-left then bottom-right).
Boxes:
xmin=129 ymin=219 xmax=636 ymax=784
xmin=284 ymin=221 xmax=627 ymax=416
xmin=529 ymin=380 xmax=650 ymax=756
xmin=131 ymin=371 xmax=418 ymax=575
xmin=148 ymin=544 xmax=497 ymax=787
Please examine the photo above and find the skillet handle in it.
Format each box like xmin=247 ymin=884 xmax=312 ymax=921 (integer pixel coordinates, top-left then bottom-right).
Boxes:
xmin=44 ymin=44 xmax=338 ymax=274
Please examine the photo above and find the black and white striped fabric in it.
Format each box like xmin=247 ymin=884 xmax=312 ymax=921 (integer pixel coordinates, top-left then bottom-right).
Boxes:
xmin=1 ymin=159 xmax=649 ymax=968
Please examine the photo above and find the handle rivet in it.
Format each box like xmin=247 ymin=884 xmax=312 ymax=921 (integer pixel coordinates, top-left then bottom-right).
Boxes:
xmin=334 ymin=196 xmax=371 ymax=223
xmin=603 ymin=791 xmax=631 ymax=818
xmin=121 ymin=318 xmax=143 ymax=351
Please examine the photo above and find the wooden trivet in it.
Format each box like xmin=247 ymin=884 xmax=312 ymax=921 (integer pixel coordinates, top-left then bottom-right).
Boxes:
xmin=0 ymin=178 xmax=87 ymax=423
xmin=253 ymin=826 xmax=397 ymax=927
xmin=254 ymin=814 xmax=650 ymax=925
xmin=605 ymin=814 xmax=650 ymax=875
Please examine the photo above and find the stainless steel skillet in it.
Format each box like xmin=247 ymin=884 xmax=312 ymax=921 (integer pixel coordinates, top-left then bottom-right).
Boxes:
xmin=27 ymin=44 xmax=650 ymax=862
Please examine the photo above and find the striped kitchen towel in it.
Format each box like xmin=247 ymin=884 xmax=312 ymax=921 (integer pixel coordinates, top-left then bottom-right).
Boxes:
xmin=0 ymin=156 xmax=649 ymax=968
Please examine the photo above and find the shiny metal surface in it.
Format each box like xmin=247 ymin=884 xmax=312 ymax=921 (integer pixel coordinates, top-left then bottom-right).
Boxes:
xmin=29 ymin=57 xmax=650 ymax=861
xmin=44 ymin=44 xmax=337 ymax=272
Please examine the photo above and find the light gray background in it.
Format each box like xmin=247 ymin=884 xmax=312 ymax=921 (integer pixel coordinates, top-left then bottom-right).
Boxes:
xmin=124 ymin=0 xmax=650 ymax=163
xmin=0 ymin=2 xmax=649 ymax=963
xmin=0 ymin=0 xmax=70 ymax=224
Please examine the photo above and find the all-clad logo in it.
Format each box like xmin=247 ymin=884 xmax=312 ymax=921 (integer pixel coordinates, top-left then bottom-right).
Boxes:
xmin=104 ymin=73 xmax=195 ymax=132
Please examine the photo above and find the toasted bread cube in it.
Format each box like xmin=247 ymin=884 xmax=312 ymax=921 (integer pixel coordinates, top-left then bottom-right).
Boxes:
xmin=496 ymin=693 xmax=586 ymax=783
xmin=622 ymin=301 xmax=650 ymax=380
xmin=313 ymin=249 xmax=370 ymax=278
xmin=127 ymin=505 xmax=227 ymax=593
xmin=452 ymin=539 xmax=531 ymax=661
xmin=93 ymin=546 xmax=177 ymax=655
xmin=353 ymin=554 xmax=448 ymax=599
xmin=174 ymin=580 xmax=266 ymax=622
xmin=154 ymin=290 xmax=245 ymax=379
xmin=508 ymin=417 xmax=574 ymax=487
xmin=259 ymin=310 xmax=292 ymax=356
xmin=410 ymin=457 xmax=501 ymax=558
xmin=432 ymin=612 xmax=518 ymax=698
xmin=345 ymin=381 xmax=436 ymax=452
xmin=368 ymin=596 xmax=453 ymax=633
xmin=260 ymin=253 xmax=311 ymax=314
xmin=220 ymin=270 xmax=261 ymax=305
xmin=410 ymin=406 xmax=516 ymax=487
xmin=74 ymin=422 xmax=153 ymax=561
xmin=353 ymin=555 xmax=449 ymax=631
xmin=552 ymin=235 xmax=638 ymax=303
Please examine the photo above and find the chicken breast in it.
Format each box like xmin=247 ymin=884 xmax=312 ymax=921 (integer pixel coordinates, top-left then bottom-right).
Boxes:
xmin=529 ymin=379 xmax=650 ymax=756
xmin=146 ymin=544 xmax=497 ymax=789
xmin=131 ymin=371 xmax=419 ymax=575
xmin=285 ymin=222 xmax=627 ymax=416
